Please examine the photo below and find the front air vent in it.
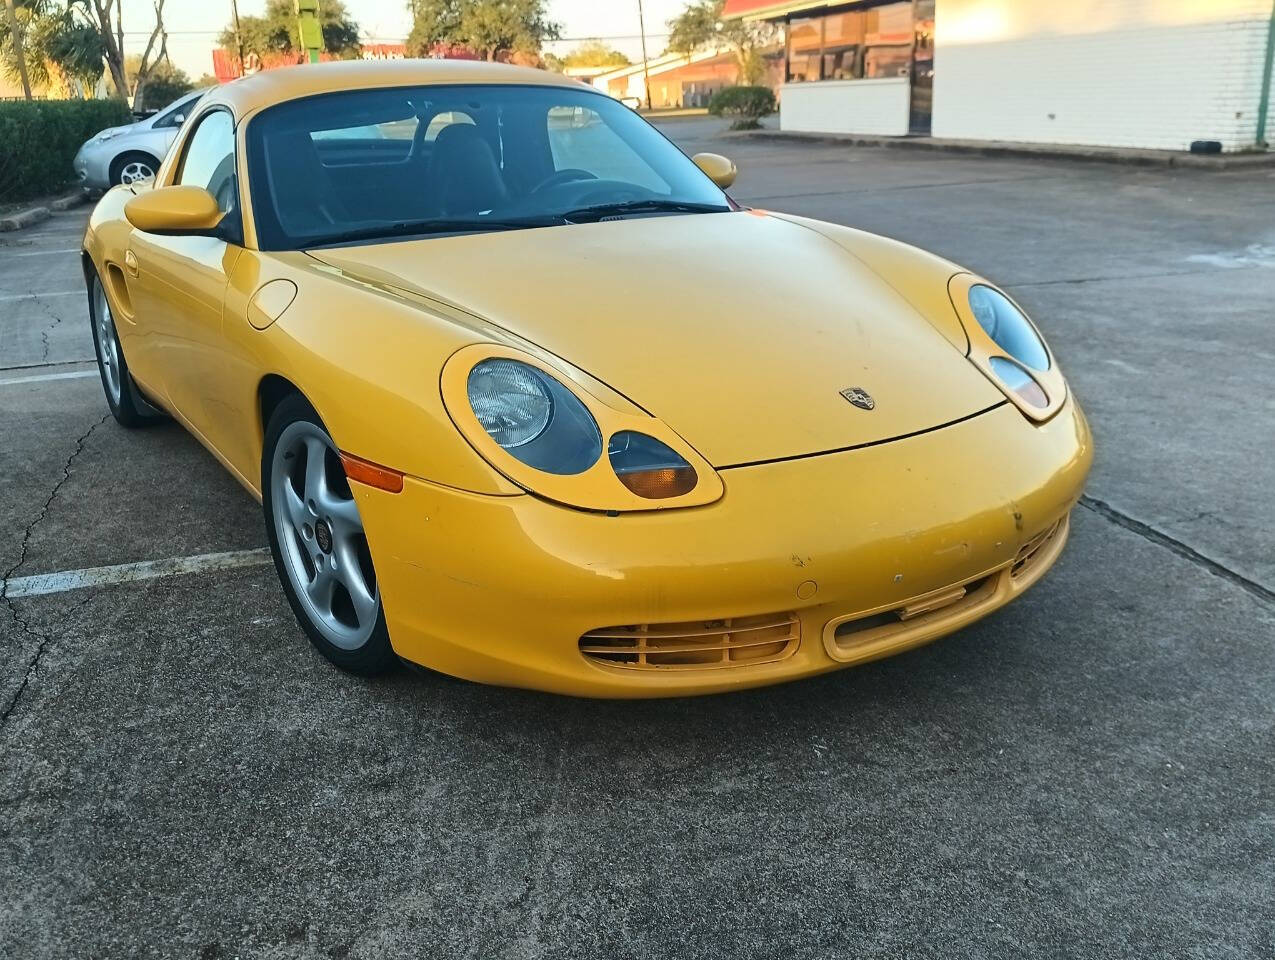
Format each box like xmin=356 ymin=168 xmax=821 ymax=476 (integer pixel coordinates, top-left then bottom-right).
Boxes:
xmin=580 ymin=613 xmax=800 ymax=671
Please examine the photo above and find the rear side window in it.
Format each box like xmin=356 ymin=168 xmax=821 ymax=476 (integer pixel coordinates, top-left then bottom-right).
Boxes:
xmin=178 ymin=110 xmax=237 ymax=213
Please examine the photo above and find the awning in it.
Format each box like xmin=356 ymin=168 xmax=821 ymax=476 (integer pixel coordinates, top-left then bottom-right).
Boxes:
xmin=722 ymin=0 xmax=834 ymax=20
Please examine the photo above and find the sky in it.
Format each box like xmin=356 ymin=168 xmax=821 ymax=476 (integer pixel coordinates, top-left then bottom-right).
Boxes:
xmin=118 ymin=0 xmax=689 ymax=80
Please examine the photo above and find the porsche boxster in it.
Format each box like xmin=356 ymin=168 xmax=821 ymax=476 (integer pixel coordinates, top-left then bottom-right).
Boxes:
xmin=81 ymin=60 xmax=1092 ymax=697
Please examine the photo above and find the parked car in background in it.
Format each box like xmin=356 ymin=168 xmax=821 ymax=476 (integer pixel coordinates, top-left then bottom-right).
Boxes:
xmin=73 ymin=89 xmax=209 ymax=188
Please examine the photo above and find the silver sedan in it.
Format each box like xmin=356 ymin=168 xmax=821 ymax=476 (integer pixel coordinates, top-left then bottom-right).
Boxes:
xmin=72 ymin=89 xmax=209 ymax=189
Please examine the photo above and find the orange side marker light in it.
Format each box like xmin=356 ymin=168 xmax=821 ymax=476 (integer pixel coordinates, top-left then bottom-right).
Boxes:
xmin=340 ymin=452 xmax=404 ymax=493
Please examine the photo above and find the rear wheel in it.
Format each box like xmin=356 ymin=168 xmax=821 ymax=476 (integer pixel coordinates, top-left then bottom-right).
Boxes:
xmin=109 ymin=151 xmax=159 ymax=187
xmin=88 ymin=271 xmax=163 ymax=427
xmin=262 ymin=395 xmax=395 ymax=675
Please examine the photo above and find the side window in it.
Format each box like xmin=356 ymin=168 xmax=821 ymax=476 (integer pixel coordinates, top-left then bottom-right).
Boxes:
xmin=153 ymin=94 xmax=197 ymax=129
xmin=178 ymin=111 xmax=236 ymax=213
xmin=545 ymin=105 xmax=666 ymax=192
xmin=311 ymin=116 xmax=420 ymax=141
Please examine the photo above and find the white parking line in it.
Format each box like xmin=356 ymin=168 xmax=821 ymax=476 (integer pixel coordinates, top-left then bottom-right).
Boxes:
xmin=0 ymin=290 xmax=82 ymax=302
xmin=4 ymin=549 xmax=272 ymax=599
xmin=0 ymin=370 xmax=99 ymax=387
xmin=3 ymin=248 xmax=81 ymax=258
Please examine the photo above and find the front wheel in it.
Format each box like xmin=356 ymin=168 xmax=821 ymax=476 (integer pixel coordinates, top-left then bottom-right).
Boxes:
xmin=88 ymin=271 xmax=163 ymax=427
xmin=262 ymin=395 xmax=395 ymax=675
xmin=109 ymin=152 xmax=159 ymax=186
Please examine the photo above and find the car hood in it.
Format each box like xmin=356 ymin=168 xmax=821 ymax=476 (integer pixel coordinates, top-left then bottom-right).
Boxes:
xmin=307 ymin=212 xmax=1004 ymax=466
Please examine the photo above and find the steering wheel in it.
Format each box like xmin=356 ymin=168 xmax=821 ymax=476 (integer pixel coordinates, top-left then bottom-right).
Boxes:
xmin=531 ymin=168 xmax=597 ymax=193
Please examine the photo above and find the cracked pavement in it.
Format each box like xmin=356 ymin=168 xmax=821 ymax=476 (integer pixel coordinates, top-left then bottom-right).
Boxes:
xmin=1 ymin=119 xmax=1272 ymax=958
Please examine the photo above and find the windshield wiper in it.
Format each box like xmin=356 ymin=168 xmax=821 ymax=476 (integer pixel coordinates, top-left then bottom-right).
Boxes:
xmin=304 ymin=214 xmax=566 ymax=248
xmin=561 ymin=199 xmax=730 ymax=223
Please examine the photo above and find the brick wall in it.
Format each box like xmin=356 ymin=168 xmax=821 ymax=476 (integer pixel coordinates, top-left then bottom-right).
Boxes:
xmin=932 ymin=0 xmax=1275 ymax=151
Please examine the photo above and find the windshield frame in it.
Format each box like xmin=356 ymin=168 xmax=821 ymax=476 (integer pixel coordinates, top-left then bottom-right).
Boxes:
xmin=244 ymin=82 xmax=731 ymax=251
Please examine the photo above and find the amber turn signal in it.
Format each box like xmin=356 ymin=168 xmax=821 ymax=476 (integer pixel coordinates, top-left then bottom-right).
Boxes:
xmin=340 ymin=451 xmax=405 ymax=493
xmin=616 ymin=466 xmax=698 ymax=499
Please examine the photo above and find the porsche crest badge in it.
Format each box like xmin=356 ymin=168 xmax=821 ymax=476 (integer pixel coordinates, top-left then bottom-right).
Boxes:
xmin=839 ymin=386 xmax=875 ymax=411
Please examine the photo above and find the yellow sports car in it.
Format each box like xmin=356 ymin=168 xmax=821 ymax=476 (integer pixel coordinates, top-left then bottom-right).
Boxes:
xmin=81 ymin=60 xmax=1092 ymax=697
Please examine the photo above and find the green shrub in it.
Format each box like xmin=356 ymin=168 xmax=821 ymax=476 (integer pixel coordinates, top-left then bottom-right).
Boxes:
xmin=0 ymin=99 xmax=133 ymax=204
xmin=707 ymin=85 xmax=776 ymax=129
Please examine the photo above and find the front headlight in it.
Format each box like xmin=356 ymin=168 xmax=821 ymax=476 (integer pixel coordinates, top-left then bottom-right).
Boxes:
xmin=949 ymin=274 xmax=1066 ymax=422
xmin=444 ymin=345 xmax=723 ymax=511
xmin=968 ymin=284 xmax=1050 ymax=371
xmin=466 ymin=358 xmax=601 ymax=474
xmin=92 ymin=127 xmax=127 ymax=145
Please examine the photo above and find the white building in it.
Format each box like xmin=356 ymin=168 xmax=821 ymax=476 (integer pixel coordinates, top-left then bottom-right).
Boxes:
xmin=725 ymin=0 xmax=1275 ymax=152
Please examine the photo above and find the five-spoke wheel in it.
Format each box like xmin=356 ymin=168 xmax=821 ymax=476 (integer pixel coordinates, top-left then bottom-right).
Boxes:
xmin=263 ymin=395 xmax=395 ymax=673
xmin=88 ymin=271 xmax=161 ymax=427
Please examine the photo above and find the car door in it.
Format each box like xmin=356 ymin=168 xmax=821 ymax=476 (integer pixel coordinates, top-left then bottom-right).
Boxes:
xmin=126 ymin=106 xmax=243 ymax=451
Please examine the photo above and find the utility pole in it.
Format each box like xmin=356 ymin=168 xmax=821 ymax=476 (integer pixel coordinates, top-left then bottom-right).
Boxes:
xmin=230 ymin=0 xmax=245 ymax=76
xmin=3 ymin=0 xmax=32 ymax=100
xmin=636 ymin=0 xmax=652 ymax=111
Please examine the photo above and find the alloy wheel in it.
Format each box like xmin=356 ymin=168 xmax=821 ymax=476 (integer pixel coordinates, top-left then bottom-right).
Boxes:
xmin=270 ymin=421 xmax=380 ymax=650
xmin=119 ymin=160 xmax=154 ymax=185
xmin=92 ymin=278 xmax=122 ymax=405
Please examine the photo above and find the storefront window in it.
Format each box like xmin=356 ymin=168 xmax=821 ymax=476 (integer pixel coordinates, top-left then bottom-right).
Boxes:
xmin=784 ymin=1 xmax=917 ymax=84
xmin=821 ymin=11 xmax=864 ymax=81
xmin=787 ymin=15 xmax=823 ymax=83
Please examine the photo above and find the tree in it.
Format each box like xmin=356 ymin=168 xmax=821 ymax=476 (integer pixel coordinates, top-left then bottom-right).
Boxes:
xmin=111 ymin=52 xmax=190 ymax=110
xmin=562 ymin=41 xmax=629 ymax=69
xmin=85 ymin=0 xmax=170 ymax=104
xmin=1 ymin=0 xmax=105 ymax=95
xmin=218 ymin=0 xmax=362 ymax=62
xmin=666 ymin=0 xmax=776 ymax=85
xmin=406 ymin=0 xmax=560 ymax=63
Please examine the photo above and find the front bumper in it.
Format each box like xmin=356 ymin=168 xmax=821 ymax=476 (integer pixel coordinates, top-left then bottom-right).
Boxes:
xmin=352 ymin=399 xmax=1092 ymax=698
xmin=72 ymin=143 xmax=110 ymax=190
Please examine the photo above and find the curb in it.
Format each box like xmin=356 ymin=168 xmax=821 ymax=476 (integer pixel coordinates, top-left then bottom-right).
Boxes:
xmin=728 ymin=129 xmax=1275 ymax=170
xmin=50 ymin=191 xmax=90 ymax=212
xmin=0 ymin=190 xmax=89 ymax=232
xmin=0 ymin=206 xmax=51 ymax=232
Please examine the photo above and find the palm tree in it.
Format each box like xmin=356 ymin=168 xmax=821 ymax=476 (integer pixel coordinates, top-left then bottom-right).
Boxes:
xmin=0 ymin=0 xmax=105 ymax=95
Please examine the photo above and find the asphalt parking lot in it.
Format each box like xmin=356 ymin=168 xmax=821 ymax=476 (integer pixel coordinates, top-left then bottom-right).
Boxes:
xmin=2 ymin=116 xmax=1273 ymax=958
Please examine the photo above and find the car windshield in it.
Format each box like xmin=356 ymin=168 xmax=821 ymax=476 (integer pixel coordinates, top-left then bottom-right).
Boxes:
xmin=245 ymin=83 xmax=731 ymax=250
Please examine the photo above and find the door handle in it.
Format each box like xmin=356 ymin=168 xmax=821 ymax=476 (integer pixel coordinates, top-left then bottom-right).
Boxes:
xmin=124 ymin=250 xmax=139 ymax=278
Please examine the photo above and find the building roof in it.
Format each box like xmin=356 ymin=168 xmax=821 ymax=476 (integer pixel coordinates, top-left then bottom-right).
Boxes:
xmin=591 ymin=47 xmax=733 ymax=84
xmin=203 ymin=58 xmax=579 ymax=116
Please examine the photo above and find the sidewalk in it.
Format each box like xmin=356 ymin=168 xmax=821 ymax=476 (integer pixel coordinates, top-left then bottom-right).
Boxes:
xmin=730 ymin=128 xmax=1275 ymax=170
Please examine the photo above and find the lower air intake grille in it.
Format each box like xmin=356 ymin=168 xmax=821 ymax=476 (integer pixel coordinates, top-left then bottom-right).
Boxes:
xmin=1012 ymin=517 xmax=1065 ymax=581
xmin=580 ymin=613 xmax=800 ymax=671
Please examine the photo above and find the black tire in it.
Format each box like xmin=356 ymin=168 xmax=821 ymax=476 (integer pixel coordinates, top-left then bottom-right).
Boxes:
xmin=108 ymin=151 xmax=160 ymax=187
xmin=262 ymin=393 xmax=396 ymax=675
xmin=87 ymin=269 xmax=165 ymax=428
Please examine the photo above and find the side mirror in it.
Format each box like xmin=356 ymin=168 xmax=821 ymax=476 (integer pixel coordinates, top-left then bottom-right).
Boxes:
xmin=692 ymin=152 xmax=737 ymax=189
xmin=172 ymin=113 xmax=185 ymax=126
xmin=125 ymin=185 xmax=224 ymax=236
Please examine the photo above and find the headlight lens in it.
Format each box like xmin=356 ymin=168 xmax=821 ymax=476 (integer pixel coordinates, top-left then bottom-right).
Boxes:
xmin=467 ymin=358 xmax=551 ymax=448
xmin=466 ymin=358 xmax=601 ymax=475
xmin=608 ymin=431 xmax=698 ymax=499
xmin=968 ymin=285 xmax=1050 ymax=371
xmin=92 ymin=127 xmax=126 ymax=144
